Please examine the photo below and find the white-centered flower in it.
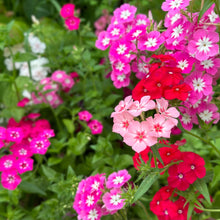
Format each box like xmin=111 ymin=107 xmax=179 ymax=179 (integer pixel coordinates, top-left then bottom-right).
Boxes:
xmin=120 ymin=10 xmax=131 ymax=20
xmin=115 ymin=62 xmax=125 ymax=71
xmin=171 ymin=24 xmax=183 ymax=38
xmin=113 ymin=176 xmax=124 ymax=185
xmin=182 ymin=113 xmax=191 ymax=124
xmin=201 ymin=59 xmax=214 ymax=69
xmin=171 ymin=13 xmax=181 ymax=25
xmin=177 ymin=59 xmax=189 ymax=70
xmin=137 ymin=19 xmax=147 ymax=25
xmin=111 ymin=28 xmax=120 ymax=36
xmin=19 ymin=148 xmax=27 ymax=156
xmin=116 ymin=44 xmax=127 ymax=55
xmin=4 ymin=160 xmax=13 ymax=168
xmin=110 ymin=194 xmax=122 ymax=205
xmin=208 ymin=11 xmax=218 ymax=22
xmin=91 ymin=181 xmax=100 ymax=191
xmin=138 ymin=63 xmax=149 ymax=73
xmin=169 ymin=0 xmax=183 ymax=10
xmin=192 ymin=77 xmax=205 ymax=92
xmin=86 ymin=195 xmax=95 ymax=207
xmin=88 ymin=209 xmax=98 ymax=220
xmin=7 ymin=175 xmax=15 ymax=184
xmin=144 ymin=38 xmax=157 ymax=47
xmin=102 ymin=37 xmax=110 ymax=46
xmin=117 ymin=74 xmax=126 ymax=82
xmin=132 ymin=30 xmax=142 ymax=38
xmin=199 ymin=110 xmax=213 ymax=122
xmin=196 ymin=37 xmax=212 ymax=53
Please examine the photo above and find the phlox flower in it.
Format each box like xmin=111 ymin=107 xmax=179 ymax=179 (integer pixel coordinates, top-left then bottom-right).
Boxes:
xmin=126 ymin=25 xmax=147 ymax=41
xmin=88 ymin=120 xmax=103 ymax=135
xmin=164 ymin=11 xmax=182 ymax=27
xmin=112 ymin=60 xmax=130 ymax=75
xmin=135 ymin=14 xmax=150 ymax=26
xmin=107 ymin=24 xmax=125 ymax=40
xmin=39 ymin=129 xmax=55 ymax=139
xmin=16 ymin=157 xmax=34 ymax=174
xmin=111 ymin=71 xmax=131 ymax=89
xmin=102 ymin=188 xmax=125 ymax=211
xmin=123 ymin=120 xmax=157 ymax=153
xmin=138 ymin=31 xmax=164 ymax=51
xmin=95 ymin=31 xmax=111 ymax=50
xmin=87 ymin=174 xmax=105 ymax=195
xmin=174 ymin=197 xmax=189 ymax=220
xmin=113 ymin=4 xmax=137 ymax=23
xmin=106 ymin=169 xmax=131 ymax=189
xmin=28 ymin=34 xmax=46 ymax=54
xmin=0 ymin=155 xmax=16 ymax=172
xmin=60 ymin=3 xmax=75 ymax=18
xmin=112 ymin=111 xmax=134 ymax=137
xmin=128 ymin=95 xmax=155 ymax=117
xmin=65 ymin=16 xmax=80 ymax=31
xmin=1 ymin=170 xmax=21 ymax=190
xmin=162 ymin=0 xmax=190 ymax=12
xmin=179 ymin=107 xmax=197 ymax=130
xmin=202 ymin=3 xmax=220 ymax=24
xmin=51 ymin=70 xmax=67 ymax=83
xmin=78 ymin=110 xmax=93 ymax=122
xmin=131 ymin=56 xmax=150 ymax=79
xmin=10 ymin=141 xmax=33 ymax=158
xmin=17 ymin=97 xmax=30 ymax=107
xmin=133 ymin=147 xmax=150 ymax=170
xmin=82 ymin=192 xmax=100 ymax=211
xmin=30 ymin=137 xmax=50 ymax=154
xmin=0 ymin=127 xmax=6 ymax=140
xmin=6 ymin=127 xmax=23 ymax=143
xmin=188 ymin=30 xmax=219 ymax=61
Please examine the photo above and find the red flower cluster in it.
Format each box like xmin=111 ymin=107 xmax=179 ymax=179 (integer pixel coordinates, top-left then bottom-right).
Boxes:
xmin=132 ymin=55 xmax=192 ymax=101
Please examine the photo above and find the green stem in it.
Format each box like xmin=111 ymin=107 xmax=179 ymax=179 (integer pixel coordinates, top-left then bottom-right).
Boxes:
xmin=153 ymin=153 xmax=158 ymax=169
xmin=195 ymin=204 xmax=220 ymax=212
xmin=50 ymin=105 xmax=62 ymax=132
xmin=184 ymin=130 xmax=220 ymax=157
xmin=136 ymin=201 xmax=151 ymax=219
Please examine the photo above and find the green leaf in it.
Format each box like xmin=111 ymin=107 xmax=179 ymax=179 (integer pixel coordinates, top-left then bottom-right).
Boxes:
xmin=151 ymin=145 xmax=164 ymax=166
xmin=1 ymin=107 xmax=25 ymax=122
xmin=0 ymin=74 xmax=11 ymax=82
xmin=193 ymin=178 xmax=211 ymax=205
xmin=114 ymin=154 xmax=133 ymax=169
xmin=19 ymin=181 xmax=46 ymax=196
xmin=48 ymin=157 xmax=63 ymax=166
xmin=41 ymin=165 xmax=57 ymax=181
xmin=62 ymin=119 xmax=75 ymax=134
xmin=197 ymin=0 xmax=214 ymax=23
xmin=132 ymin=172 xmax=159 ymax=203
xmin=67 ymin=166 xmax=75 ymax=179
xmin=13 ymin=52 xmax=37 ymax=62
xmin=187 ymin=202 xmax=195 ymax=220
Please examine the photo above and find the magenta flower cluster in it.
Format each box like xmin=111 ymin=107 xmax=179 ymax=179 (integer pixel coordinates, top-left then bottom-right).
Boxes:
xmin=0 ymin=113 xmax=54 ymax=190
xmin=78 ymin=111 xmax=103 ymax=135
xmin=73 ymin=169 xmax=131 ymax=220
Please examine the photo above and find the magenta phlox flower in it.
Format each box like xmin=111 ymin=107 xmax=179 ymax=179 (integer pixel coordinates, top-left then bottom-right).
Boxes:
xmin=113 ymin=4 xmax=137 ymax=23
xmin=162 ymin=0 xmax=190 ymax=12
xmin=123 ymin=120 xmax=157 ymax=153
xmin=95 ymin=31 xmax=111 ymax=50
xmin=1 ymin=169 xmax=21 ymax=190
xmin=88 ymin=120 xmax=103 ymax=135
xmin=126 ymin=25 xmax=147 ymax=41
xmin=202 ymin=3 xmax=220 ymax=24
xmin=135 ymin=14 xmax=150 ymax=26
xmin=111 ymin=71 xmax=131 ymax=89
xmin=164 ymin=11 xmax=184 ymax=27
xmin=0 ymin=127 xmax=6 ymax=140
xmin=65 ymin=16 xmax=80 ymax=30
xmin=188 ymin=29 xmax=219 ymax=61
xmin=106 ymin=169 xmax=131 ymax=189
xmin=87 ymin=174 xmax=105 ymax=195
xmin=112 ymin=60 xmax=130 ymax=75
xmin=131 ymin=56 xmax=150 ymax=79
xmin=78 ymin=110 xmax=93 ymax=122
xmin=60 ymin=3 xmax=75 ymax=18
xmin=39 ymin=129 xmax=55 ymax=139
xmin=102 ymin=188 xmax=125 ymax=211
xmin=6 ymin=127 xmax=23 ymax=143
xmin=128 ymin=95 xmax=155 ymax=117
xmin=112 ymin=111 xmax=134 ymax=137
xmin=179 ymin=107 xmax=198 ymax=130
xmin=107 ymin=23 xmax=125 ymax=40
xmin=82 ymin=191 xmax=100 ymax=212
xmin=0 ymin=155 xmax=17 ymax=172
xmin=30 ymin=137 xmax=50 ymax=154
xmin=10 ymin=141 xmax=33 ymax=158
xmin=16 ymin=157 xmax=34 ymax=174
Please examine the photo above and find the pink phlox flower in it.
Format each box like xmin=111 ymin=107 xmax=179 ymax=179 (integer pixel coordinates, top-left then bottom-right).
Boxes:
xmin=202 ymin=3 xmax=220 ymax=24
xmin=179 ymin=107 xmax=198 ymax=130
xmin=34 ymin=119 xmax=51 ymax=130
xmin=40 ymin=77 xmax=51 ymax=85
xmin=113 ymin=4 xmax=137 ymax=24
xmin=65 ymin=16 xmax=80 ymax=31
xmin=84 ymin=206 xmax=102 ymax=220
xmin=162 ymin=0 xmax=190 ymax=12
xmin=88 ymin=120 xmax=103 ymax=135
xmin=106 ymin=169 xmax=131 ymax=189
xmin=6 ymin=127 xmax=23 ymax=143
xmin=131 ymin=56 xmax=150 ymax=79
xmin=135 ymin=14 xmax=150 ymax=26
xmin=60 ymin=3 xmax=75 ymax=18
xmin=87 ymin=174 xmax=105 ymax=195
xmin=112 ymin=111 xmax=134 ymax=137
xmin=111 ymin=71 xmax=131 ymax=89
xmin=107 ymin=23 xmax=125 ymax=40
xmin=27 ymin=113 xmax=41 ymax=120
xmin=0 ymin=155 xmax=17 ymax=172
xmin=0 ymin=127 xmax=6 ymax=140
xmin=147 ymin=114 xmax=175 ymax=138
xmin=10 ymin=141 xmax=33 ymax=158
xmin=17 ymin=97 xmax=30 ymax=107
xmin=82 ymin=192 xmax=100 ymax=212
xmin=44 ymin=91 xmax=60 ymax=106
xmin=51 ymin=70 xmax=67 ymax=83
xmin=62 ymin=76 xmax=75 ymax=92
xmin=95 ymin=31 xmax=111 ymax=50
xmin=138 ymin=31 xmax=164 ymax=51
xmin=30 ymin=137 xmax=50 ymax=154
xmin=187 ymin=29 xmax=219 ymax=61
xmin=16 ymin=157 xmax=34 ymax=174
xmin=128 ymin=95 xmax=155 ymax=117
xmin=156 ymin=98 xmax=180 ymax=126
xmin=164 ymin=37 xmax=186 ymax=51
xmin=123 ymin=120 xmax=157 ymax=153
xmin=112 ymin=60 xmax=130 ymax=75
xmin=1 ymin=169 xmax=21 ymax=190
xmin=126 ymin=25 xmax=147 ymax=41
xmin=102 ymin=188 xmax=125 ymax=211
xmin=111 ymin=95 xmax=133 ymax=117
xmin=39 ymin=129 xmax=55 ymax=139
xmin=164 ymin=11 xmax=183 ymax=27
xmin=78 ymin=110 xmax=93 ymax=122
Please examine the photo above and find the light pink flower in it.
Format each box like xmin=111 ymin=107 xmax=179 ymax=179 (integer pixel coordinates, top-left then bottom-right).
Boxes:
xmin=1 ymin=170 xmax=21 ymax=190
xmin=106 ymin=169 xmax=131 ymax=189
xmin=123 ymin=120 xmax=157 ymax=153
xmin=78 ymin=110 xmax=93 ymax=122
xmin=51 ymin=70 xmax=67 ymax=83
xmin=88 ymin=120 xmax=103 ymax=135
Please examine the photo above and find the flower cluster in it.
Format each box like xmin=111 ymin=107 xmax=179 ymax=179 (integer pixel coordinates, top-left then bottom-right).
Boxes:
xmin=60 ymin=3 xmax=80 ymax=31
xmin=111 ymin=95 xmax=179 ymax=153
xmin=78 ymin=110 xmax=103 ymax=135
xmin=73 ymin=169 xmax=131 ymax=220
xmin=4 ymin=36 xmax=50 ymax=81
xmin=0 ymin=113 xmax=54 ymax=190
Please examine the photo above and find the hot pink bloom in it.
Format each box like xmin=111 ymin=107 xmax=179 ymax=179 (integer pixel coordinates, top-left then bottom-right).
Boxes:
xmin=16 ymin=157 xmax=34 ymax=174
xmin=135 ymin=14 xmax=150 ymax=26
xmin=60 ymin=3 xmax=75 ymax=18
xmin=65 ymin=16 xmax=80 ymax=31
xmin=51 ymin=70 xmax=67 ymax=83
xmin=10 ymin=141 xmax=33 ymax=158
xmin=30 ymin=137 xmax=50 ymax=154
xmin=113 ymin=4 xmax=137 ymax=23
xmin=107 ymin=24 xmax=125 ymax=40
xmin=39 ymin=129 xmax=55 ymax=139
xmin=131 ymin=56 xmax=150 ymax=79
xmin=6 ymin=127 xmax=23 ymax=143
xmin=123 ymin=120 xmax=157 ymax=153
xmin=106 ymin=169 xmax=131 ymax=189
xmin=0 ymin=155 xmax=17 ymax=172
xmin=112 ymin=60 xmax=130 ymax=75
xmin=78 ymin=110 xmax=93 ymax=122
xmin=88 ymin=120 xmax=103 ymax=135
xmin=1 ymin=170 xmax=21 ymax=190
xmin=126 ymin=25 xmax=147 ymax=41
xmin=27 ymin=113 xmax=40 ymax=119
xmin=102 ymin=188 xmax=125 ymax=211
xmin=62 ymin=76 xmax=75 ymax=92
xmin=17 ymin=98 xmax=30 ymax=107
xmin=162 ymin=0 xmax=190 ymax=12
xmin=0 ymin=127 xmax=6 ymax=140
xmin=111 ymin=71 xmax=131 ymax=89
xmin=188 ymin=30 xmax=219 ymax=61
xmin=95 ymin=31 xmax=111 ymax=50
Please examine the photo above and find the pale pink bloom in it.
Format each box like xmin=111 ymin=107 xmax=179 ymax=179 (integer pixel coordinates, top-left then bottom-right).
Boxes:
xmin=65 ymin=16 xmax=80 ymax=31
xmin=123 ymin=120 xmax=157 ymax=153
xmin=30 ymin=137 xmax=50 ymax=154
xmin=106 ymin=169 xmax=131 ymax=189
xmin=138 ymin=31 xmax=164 ymax=51
xmin=62 ymin=76 xmax=75 ymax=92
xmin=60 ymin=3 xmax=75 ymax=18
xmin=95 ymin=16 xmax=108 ymax=30
xmin=0 ymin=155 xmax=17 ymax=172
xmin=179 ymin=107 xmax=198 ymax=130
xmin=135 ymin=14 xmax=150 ymax=26
xmin=107 ymin=24 xmax=125 ymax=40
xmin=162 ymin=0 xmax=190 ymax=12
xmin=78 ymin=110 xmax=93 ymax=122
xmin=95 ymin=31 xmax=111 ymax=50
xmin=112 ymin=111 xmax=134 ymax=137
xmin=111 ymin=71 xmax=131 ymax=89
xmin=111 ymin=95 xmax=133 ymax=117
xmin=88 ymin=120 xmax=103 ymax=135
xmin=188 ymin=30 xmax=219 ymax=61
xmin=102 ymin=188 xmax=125 ymax=211
xmin=147 ymin=114 xmax=175 ymax=138
xmin=16 ymin=157 xmax=34 ymax=174
xmin=1 ymin=170 xmax=21 ymax=190
xmin=128 ymin=95 xmax=155 ymax=117
xmin=156 ymin=98 xmax=180 ymax=126
xmin=113 ymin=4 xmax=137 ymax=23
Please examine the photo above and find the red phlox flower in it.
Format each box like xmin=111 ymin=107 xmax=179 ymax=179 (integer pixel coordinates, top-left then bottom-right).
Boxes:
xmin=133 ymin=147 xmax=150 ymax=170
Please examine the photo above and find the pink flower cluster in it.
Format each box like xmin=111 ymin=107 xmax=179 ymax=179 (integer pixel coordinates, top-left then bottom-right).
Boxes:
xmin=73 ymin=169 xmax=131 ymax=220
xmin=111 ymin=95 xmax=179 ymax=153
xmin=60 ymin=3 xmax=80 ymax=30
xmin=0 ymin=113 xmax=54 ymax=190
xmin=78 ymin=110 xmax=103 ymax=135
xmin=30 ymin=70 xmax=75 ymax=108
